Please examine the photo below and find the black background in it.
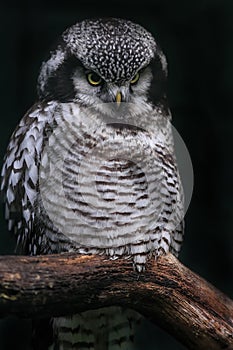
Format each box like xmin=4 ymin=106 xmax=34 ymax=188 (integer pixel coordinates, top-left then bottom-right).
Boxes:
xmin=0 ymin=0 xmax=232 ymax=349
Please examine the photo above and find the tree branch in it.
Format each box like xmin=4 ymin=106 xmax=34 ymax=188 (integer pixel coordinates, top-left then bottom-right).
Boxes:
xmin=0 ymin=252 xmax=232 ymax=349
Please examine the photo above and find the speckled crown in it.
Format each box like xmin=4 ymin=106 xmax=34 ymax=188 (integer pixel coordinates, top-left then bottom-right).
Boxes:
xmin=63 ymin=18 xmax=157 ymax=82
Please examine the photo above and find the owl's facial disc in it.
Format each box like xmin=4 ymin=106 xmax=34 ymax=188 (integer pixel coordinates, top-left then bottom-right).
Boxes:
xmin=70 ymin=54 xmax=161 ymax=113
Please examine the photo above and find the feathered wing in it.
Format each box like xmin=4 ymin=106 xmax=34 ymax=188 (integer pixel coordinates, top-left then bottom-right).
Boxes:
xmin=0 ymin=103 xmax=49 ymax=253
xmin=0 ymin=101 xmax=76 ymax=256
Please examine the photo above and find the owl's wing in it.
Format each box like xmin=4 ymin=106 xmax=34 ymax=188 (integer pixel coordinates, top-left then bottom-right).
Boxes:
xmin=0 ymin=102 xmax=56 ymax=253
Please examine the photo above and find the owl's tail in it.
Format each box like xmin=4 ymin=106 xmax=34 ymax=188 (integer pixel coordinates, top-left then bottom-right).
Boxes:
xmin=49 ymin=306 xmax=141 ymax=350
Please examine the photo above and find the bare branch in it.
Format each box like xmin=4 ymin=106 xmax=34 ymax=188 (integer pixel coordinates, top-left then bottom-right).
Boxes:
xmin=0 ymin=252 xmax=232 ymax=349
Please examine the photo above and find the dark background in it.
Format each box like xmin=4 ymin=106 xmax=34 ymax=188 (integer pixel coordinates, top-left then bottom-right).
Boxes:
xmin=0 ymin=0 xmax=233 ymax=349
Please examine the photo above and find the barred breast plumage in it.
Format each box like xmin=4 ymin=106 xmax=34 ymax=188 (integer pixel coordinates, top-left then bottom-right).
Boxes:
xmin=1 ymin=17 xmax=185 ymax=350
xmin=1 ymin=101 xmax=183 ymax=267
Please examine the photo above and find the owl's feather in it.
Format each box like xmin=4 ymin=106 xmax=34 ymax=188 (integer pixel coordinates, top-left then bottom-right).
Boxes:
xmin=49 ymin=307 xmax=141 ymax=350
xmin=1 ymin=17 xmax=184 ymax=350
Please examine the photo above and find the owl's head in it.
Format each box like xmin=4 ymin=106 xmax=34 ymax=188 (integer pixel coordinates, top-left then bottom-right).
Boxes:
xmin=38 ymin=18 xmax=168 ymax=113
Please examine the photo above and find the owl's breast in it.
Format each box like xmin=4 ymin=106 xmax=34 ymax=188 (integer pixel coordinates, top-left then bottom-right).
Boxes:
xmin=39 ymin=104 xmax=182 ymax=249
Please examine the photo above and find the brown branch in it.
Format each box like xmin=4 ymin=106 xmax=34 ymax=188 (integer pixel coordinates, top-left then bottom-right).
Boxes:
xmin=0 ymin=252 xmax=232 ymax=349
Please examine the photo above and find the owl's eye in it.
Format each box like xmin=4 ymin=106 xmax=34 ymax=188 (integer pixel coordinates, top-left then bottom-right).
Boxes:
xmin=130 ymin=72 xmax=140 ymax=85
xmin=87 ymin=72 xmax=102 ymax=86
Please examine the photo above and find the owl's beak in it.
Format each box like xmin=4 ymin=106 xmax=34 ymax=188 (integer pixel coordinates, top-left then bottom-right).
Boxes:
xmin=116 ymin=91 xmax=122 ymax=105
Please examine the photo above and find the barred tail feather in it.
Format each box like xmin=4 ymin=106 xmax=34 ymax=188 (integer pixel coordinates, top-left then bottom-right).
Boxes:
xmin=49 ymin=307 xmax=141 ymax=350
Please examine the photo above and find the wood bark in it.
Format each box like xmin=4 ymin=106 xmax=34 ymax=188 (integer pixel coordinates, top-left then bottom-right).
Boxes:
xmin=0 ymin=252 xmax=232 ymax=349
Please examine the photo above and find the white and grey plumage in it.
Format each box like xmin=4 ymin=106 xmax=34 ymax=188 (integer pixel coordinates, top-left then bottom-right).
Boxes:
xmin=1 ymin=18 xmax=184 ymax=349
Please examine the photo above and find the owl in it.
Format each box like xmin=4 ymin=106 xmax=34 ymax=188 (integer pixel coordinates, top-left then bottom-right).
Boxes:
xmin=1 ymin=18 xmax=184 ymax=349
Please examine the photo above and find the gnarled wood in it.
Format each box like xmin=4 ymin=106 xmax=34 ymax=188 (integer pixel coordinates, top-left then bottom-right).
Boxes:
xmin=0 ymin=253 xmax=232 ymax=349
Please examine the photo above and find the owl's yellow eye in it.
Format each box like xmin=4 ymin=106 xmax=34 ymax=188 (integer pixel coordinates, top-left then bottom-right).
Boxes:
xmin=130 ymin=72 xmax=140 ymax=85
xmin=87 ymin=72 xmax=102 ymax=86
